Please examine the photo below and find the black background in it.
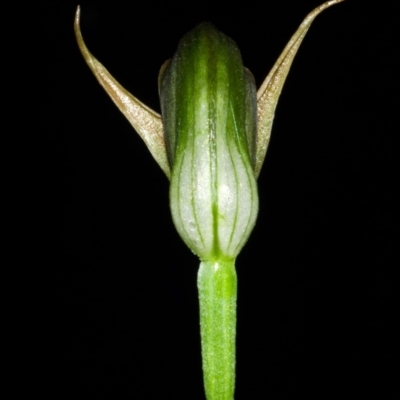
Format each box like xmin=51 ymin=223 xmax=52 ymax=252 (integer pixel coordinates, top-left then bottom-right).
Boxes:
xmin=46 ymin=0 xmax=396 ymax=398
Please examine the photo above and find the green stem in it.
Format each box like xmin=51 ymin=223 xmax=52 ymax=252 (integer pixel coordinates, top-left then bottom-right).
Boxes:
xmin=197 ymin=260 xmax=237 ymax=400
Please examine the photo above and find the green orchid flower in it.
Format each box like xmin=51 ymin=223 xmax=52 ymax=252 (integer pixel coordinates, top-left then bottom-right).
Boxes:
xmin=74 ymin=1 xmax=344 ymax=399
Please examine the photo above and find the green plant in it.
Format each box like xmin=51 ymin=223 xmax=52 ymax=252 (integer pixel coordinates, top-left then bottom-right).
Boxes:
xmin=74 ymin=1 xmax=344 ymax=399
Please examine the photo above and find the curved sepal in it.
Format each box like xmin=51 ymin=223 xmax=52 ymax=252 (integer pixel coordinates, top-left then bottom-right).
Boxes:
xmin=255 ymin=0 xmax=345 ymax=178
xmin=74 ymin=7 xmax=171 ymax=179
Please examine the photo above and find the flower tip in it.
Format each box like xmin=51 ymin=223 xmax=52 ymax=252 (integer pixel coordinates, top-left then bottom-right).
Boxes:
xmin=75 ymin=6 xmax=81 ymax=25
xmin=74 ymin=5 xmax=90 ymax=64
xmin=74 ymin=6 xmax=81 ymax=38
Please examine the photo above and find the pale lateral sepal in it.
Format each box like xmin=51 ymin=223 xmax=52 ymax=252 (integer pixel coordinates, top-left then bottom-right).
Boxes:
xmin=255 ymin=0 xmax=345 ymax=178
xmin=74 ymin=7 xmax=171 ymax=179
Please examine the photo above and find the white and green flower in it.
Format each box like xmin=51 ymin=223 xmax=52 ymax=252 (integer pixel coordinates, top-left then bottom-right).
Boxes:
xmin=74 ymin=2 xmax=344 ymax=399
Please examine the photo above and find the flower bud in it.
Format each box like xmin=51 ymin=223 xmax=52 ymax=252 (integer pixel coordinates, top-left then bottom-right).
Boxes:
xmin=159 ymin=23 xmax=258 ymax=261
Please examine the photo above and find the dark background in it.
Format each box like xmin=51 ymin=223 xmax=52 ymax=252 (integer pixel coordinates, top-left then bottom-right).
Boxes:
xmin=47 ymin=0 xmax=396 ymax=398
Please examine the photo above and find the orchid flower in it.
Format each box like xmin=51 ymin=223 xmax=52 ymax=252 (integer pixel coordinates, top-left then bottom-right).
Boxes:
xmin=74 ymin=2 xmax=344 ymax=399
